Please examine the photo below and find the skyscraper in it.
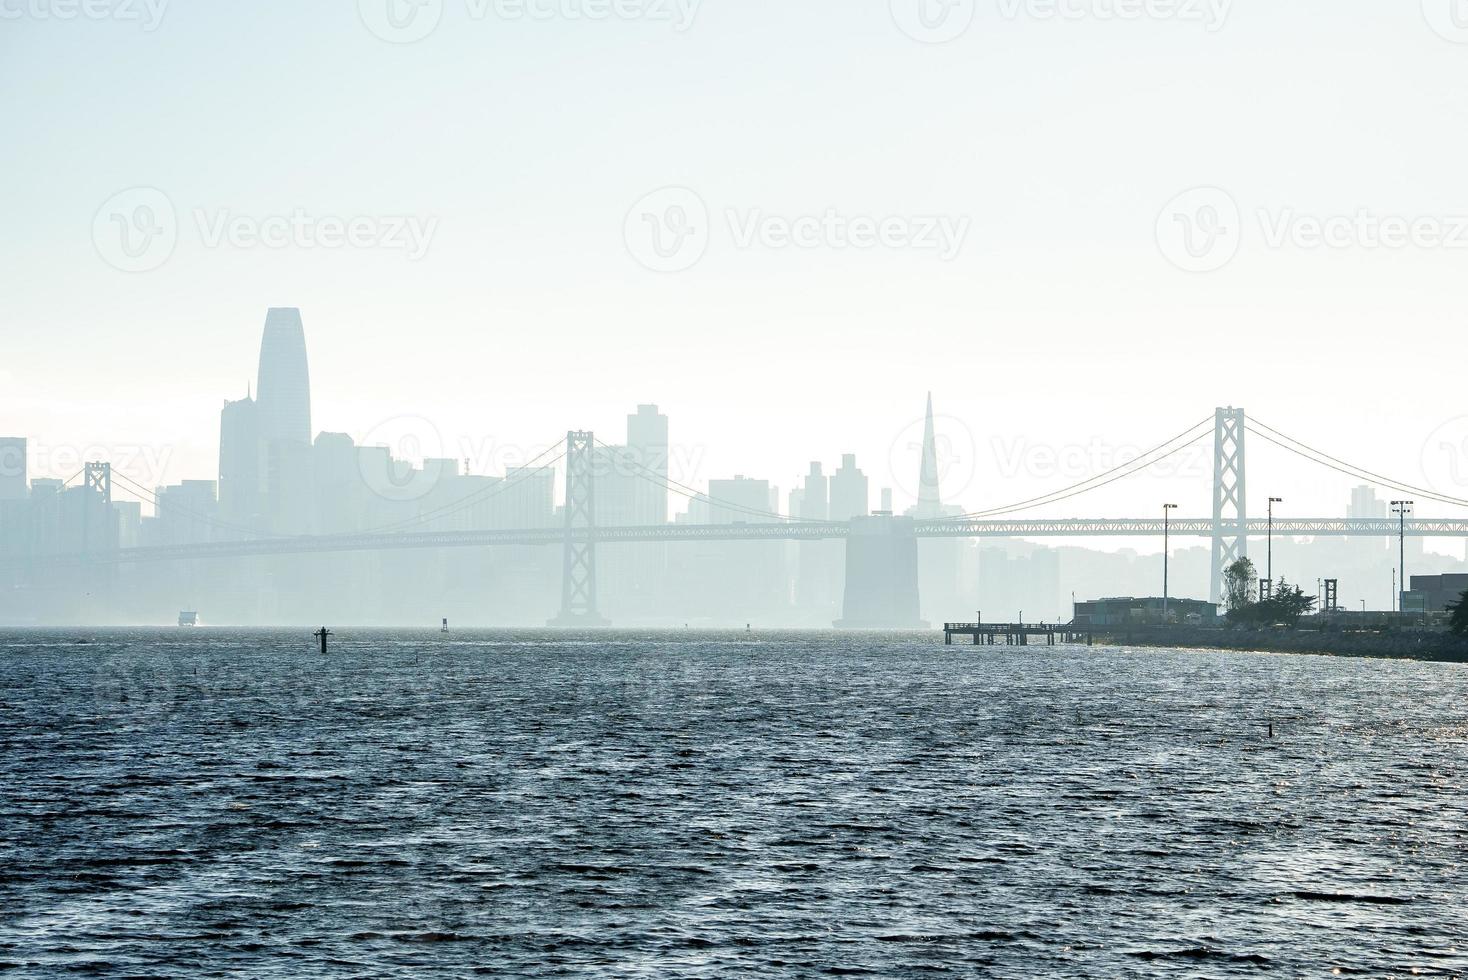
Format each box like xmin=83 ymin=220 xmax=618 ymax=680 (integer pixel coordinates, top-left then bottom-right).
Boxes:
xmin=0 ymin=438 xmax=25 ymax=562
xmin=915 ymin=392 xmax=942 ymax=519
xmin=256 ymin=308 xmax=312 ymax=449
xmin=627 ymin=404 xmax=669 ymax=526
xmin=218 ymin=393 xmax=262 ymax=529
xmin=0 ymin=438 xmax=25 ymax=502
xmin=829 ymin=454 xmax=869 ymax=522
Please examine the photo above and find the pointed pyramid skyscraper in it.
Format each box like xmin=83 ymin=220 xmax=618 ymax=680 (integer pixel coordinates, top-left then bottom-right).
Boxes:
xmin=916 ymin=393 xmax=942 ymax=518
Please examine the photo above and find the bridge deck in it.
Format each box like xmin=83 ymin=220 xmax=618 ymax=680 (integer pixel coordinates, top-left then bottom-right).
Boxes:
xmin=4 ymin=517 xmax=1467 ymax=571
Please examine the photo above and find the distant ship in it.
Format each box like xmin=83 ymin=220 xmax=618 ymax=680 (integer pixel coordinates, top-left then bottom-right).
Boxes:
xmin=178 ymin=611 xmax=198 ymax=627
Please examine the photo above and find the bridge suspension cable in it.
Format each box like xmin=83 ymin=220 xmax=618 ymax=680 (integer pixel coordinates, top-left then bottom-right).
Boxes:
xmin=592 ymin=437 xmax=825 ymax=525
xmin=327 ymin=439 xmax=568 ymax=537
xmin=109 ymin=467 xmax=279 ymax=540
xmin=933 ymin=415 xmax=1215 ymax=522
xmin=1245 ymin=415 xmax=1468 ymax=509
xmin=100 ymin=437 xmax=571 ymax=543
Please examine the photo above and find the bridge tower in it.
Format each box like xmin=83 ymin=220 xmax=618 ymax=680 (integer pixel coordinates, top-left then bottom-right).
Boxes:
xmin=82 ymin=462 xmax=114 ymax=554
xmin=1210 ymin=408 xmax=1247 ymax=605
xmin=549 ymin=431 xmax=608 ymax=627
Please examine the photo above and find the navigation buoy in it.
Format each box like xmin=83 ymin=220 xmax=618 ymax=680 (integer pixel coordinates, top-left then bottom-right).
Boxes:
xmin=314 ymin=627 xmax=333 ymax=654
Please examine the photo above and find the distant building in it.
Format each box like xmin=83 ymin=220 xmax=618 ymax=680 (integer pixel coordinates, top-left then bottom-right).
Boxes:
xmin=799 ymin=463 xmax=828 ymax=521
xmin=1348 ymin=485 xmax=1387 ymax=520
xmin=0 ymin=437 xmax=24 ymax=502
xmin=705 ymin=476 xmax=774 ymax=524
xmin=1073 ymin=596 xmax=1218 ymax=627
xmin=626 ymin=404 xmax=669 ymax=526
xmin=913 ymin=393 xmax=942 ymax=519
xmin=0 ymin=438 xmax=25 ymax=560
xmin=113 ymin=500 xmax=142 ymax=549
xmin=1404 ymin=574 xmax=1468 ymax=613
xmin=256 ymin=308 xmax=312 ymax=449
xmin=829 ymin=454 xmax=868 ymax=522
xmin=147 ymin=480 xmax=220 ymax=547
xmin=218 ymin=394 xmax=262 ymax=529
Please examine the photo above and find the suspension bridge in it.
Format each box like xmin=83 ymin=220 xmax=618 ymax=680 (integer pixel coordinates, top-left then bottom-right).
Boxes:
xmin=6 ymin=408 xmax=1467 ymax=625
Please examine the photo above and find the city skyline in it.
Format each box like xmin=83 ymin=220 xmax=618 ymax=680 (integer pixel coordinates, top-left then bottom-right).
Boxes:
xmin=3 ymin=306 xmax=1464 ymax=628
xmin=6 ymin=305 xmax=1467 ymax=561
xmin=8 ymin=302 xmax=1468 ymax=557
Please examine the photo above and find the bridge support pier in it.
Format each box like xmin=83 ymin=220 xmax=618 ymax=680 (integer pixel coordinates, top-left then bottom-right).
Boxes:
xmin=835 ymin=514 xmax=927 ymax=629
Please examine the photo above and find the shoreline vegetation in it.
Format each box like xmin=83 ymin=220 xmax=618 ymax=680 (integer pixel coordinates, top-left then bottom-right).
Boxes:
xmin=1094 ymin=625 xmax=1468 ymax=664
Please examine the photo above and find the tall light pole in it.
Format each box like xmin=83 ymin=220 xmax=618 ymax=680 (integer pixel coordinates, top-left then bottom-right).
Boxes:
xmin=1391 ymin=500 xmax=1413 ymax=620
xmin=1265 ymin=497 xmax=1282 ymax=600
xmin=1163 ymin=503 xmax=1177 ymax=624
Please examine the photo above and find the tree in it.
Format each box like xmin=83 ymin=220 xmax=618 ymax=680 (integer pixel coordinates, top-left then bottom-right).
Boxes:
xmin=1225 ymin=574 xmax=1316 ymax=628
xmin=1449 ymin=590 xmax=1468 ymax=638
xmin=1223 ymin=557 xmax=1257 ymax=614
xmin=1265 ymin=579 xmax=1317 ymax=627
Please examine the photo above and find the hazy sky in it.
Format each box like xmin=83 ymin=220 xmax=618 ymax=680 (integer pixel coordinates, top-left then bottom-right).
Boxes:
xmin=4 ymin=0 xmax=1468 ymax=540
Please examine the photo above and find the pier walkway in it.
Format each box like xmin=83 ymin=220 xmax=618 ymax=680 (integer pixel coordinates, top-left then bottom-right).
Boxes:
xmin=943 ymin=622 xmax=1095 ymax=647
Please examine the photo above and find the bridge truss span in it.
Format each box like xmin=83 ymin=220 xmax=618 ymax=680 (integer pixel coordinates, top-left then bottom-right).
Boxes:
xmin=8 ymin=517 xmax=1468 ymax=570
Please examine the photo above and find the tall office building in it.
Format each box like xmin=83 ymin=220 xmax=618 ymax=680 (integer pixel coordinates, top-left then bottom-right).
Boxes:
xmin=829 ymin=454 xmax=869 ymax=522
xmin=218 ymin=394 xmax=262 ymax=528
xmin=627 ymin=404 xmax=669 ymax=526
xmin=256 ymin=307 xmax=312 ymax=448
xmin=1348 ymin=485 xmax=1387 ymax=520
xmin=0 ymin=438 xmax=25 ymax=562
xmin=799 ymin=463 xmax=828 ymax=521
xmin=796 ymin=461 xmax=838 ymax=619
xmin=0 ymin=438 xmax=25 ymax=501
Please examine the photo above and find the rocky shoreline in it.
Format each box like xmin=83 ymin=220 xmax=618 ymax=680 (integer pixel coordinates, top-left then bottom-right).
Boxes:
xmin=1094 ymin=625 xmax=1468 ymax=664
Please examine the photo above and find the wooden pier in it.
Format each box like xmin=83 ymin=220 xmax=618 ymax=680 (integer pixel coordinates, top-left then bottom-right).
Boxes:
xmin=943 ymin=622 xmax=1094 ymax=646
